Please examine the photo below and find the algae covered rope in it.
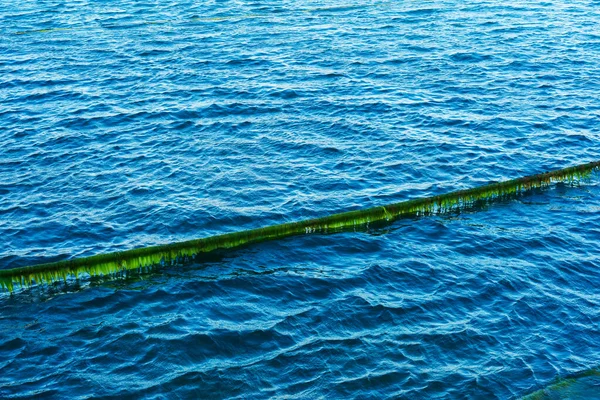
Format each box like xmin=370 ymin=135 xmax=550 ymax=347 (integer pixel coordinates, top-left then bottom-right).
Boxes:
xmin=1 ymin=161 xmax=599 ymax=292
xmin=521 ymin=368 xmax=600 ymax=399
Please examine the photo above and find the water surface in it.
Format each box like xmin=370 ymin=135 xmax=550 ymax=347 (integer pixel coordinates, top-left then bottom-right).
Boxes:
xmin=1 ymin=0 xmax=600 ymax=398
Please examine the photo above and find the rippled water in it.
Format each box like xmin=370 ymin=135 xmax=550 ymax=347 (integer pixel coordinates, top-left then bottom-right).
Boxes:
xmin=1 ymin=0 xmax=600 ymax=398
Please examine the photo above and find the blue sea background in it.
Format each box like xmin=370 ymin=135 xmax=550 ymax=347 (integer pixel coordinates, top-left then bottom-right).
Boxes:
xmin=1 ymin=0 xmax=600 ymax=398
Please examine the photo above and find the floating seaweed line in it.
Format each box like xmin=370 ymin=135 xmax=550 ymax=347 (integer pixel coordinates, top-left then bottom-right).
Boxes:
xmin=1 ymin=161 xmax=598 ymax=293
xmin=521 ymin=367 xmax=600 ymax=399
xmin=14 ymin=3 xmax=393 ymax=35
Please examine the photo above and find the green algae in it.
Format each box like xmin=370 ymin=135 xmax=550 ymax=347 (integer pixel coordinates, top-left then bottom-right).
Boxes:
xmin=15 ymin=27 xmax=73 ymax=35
xmin=522 ymin=368 xmax=600 ymax=399
xmin=191 ymin=15 xmax=265 ymax=22
xmin=1 ymin=161 xmax=599 ymax=293
xmin=304 ymin=2 xmax=390 ymax=13
xmin=15 ymin=4 xmax=395 ymax=36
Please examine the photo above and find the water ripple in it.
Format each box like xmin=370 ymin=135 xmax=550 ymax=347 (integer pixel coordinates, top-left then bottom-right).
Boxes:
xmin=1 ymin=0 xmax=600 ymax=398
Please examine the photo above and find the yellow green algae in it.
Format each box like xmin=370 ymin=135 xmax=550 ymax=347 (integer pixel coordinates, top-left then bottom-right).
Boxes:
xmin=522 ymin=368 xmax=600 ymax=399
xmin=14 ymin=27 xmax=73 ymax=35
xmin=1 ymin=161 xmax=598 ymax=293
xmin=15 ymin=4 xmax=394 ymax=35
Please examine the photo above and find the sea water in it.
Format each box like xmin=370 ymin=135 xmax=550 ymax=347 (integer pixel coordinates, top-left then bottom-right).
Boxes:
xmin=1 ymin=0 xmax=600 ymax=398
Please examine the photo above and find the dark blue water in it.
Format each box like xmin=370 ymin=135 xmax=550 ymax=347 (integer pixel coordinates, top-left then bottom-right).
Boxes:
xmin=1 ymin=1 xmax=600 ymax=398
